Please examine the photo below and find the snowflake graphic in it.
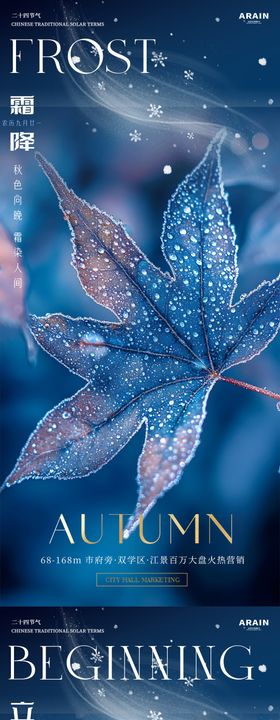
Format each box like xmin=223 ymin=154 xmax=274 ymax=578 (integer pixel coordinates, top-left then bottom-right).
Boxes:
xmin=97 ymin=687 xmax=106 ymax=698
xmin=71 ymin=662 xmax=80 ymax=671
xmin=147 ymin=103 xmax=163 ymax=118
xmin=129 ymin=130 xmax=142 ymax=143
xmin=90 ymin=45 xmax=98 ymax=56
xmin=90 ymin=648 xmax=104 ymax=665
xmin=151 ymin=51 xmax=168 ymax=68
xmin=184 ymin=69 xmax=194 ymax=81
xmin=97 ymin=81 xmax=106 ymax=91
xmin=184 ymin=676 xmax=194 ymax=689
xmin=186 ymin=131 xmax=195 ymax=140
xmin=151 ymin=657 xmax=168 ymax=675
xmin=147 ymin=712 xmax=163 ymax=720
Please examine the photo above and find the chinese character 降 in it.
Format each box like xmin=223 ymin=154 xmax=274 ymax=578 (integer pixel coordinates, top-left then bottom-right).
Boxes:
xmin=10 ymin=132 xmax=35 ymax=152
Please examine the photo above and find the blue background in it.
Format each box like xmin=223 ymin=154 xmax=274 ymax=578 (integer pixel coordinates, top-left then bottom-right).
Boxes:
xmin=0 ymin=0 xmax=279 ymax=606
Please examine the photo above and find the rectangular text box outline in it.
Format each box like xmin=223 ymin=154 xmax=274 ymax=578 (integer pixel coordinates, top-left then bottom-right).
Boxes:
xmin=96 ymin=572 xmax=188 ymax=588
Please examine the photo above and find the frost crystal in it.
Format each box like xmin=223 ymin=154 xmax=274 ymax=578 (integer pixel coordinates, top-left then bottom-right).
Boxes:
xmin=90 ymin=648 xmax=104 ymax=665
xmin=147 ymin=103 xmax=163 ymax=118
xmin=147 ymin=712 xmax=163 ymax=720
xmin=151 ymin=51 xmax=168 ymax=68
xmin=97 ymin=81 xmax=106 ymax=91
xmin=90 ymin=45 xmax=98 ymax=56
xmin=184 ymin=676 xmax=194 ymax=688
xmin=151 ymin=657 xmax=168 ymax=674
xmin=184 ymin=69 xmax=194 ymax=81
xmin=129 ymin=130 xmax=142 ymax=143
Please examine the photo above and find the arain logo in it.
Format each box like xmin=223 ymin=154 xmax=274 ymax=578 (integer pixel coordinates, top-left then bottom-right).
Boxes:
xmin=239 ymin=619 xmax=270 ymax=630
xmin=239 ymin=12 xmax=270 ymax=24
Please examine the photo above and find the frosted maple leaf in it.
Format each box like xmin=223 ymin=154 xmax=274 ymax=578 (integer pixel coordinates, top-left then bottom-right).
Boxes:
xmin=151 ymin=51 xmax=168 ymax=68
xmin=147 ymin=103 xmax=163 ymax=118
xmin=3 ymin=131 xmax=280 ymax=539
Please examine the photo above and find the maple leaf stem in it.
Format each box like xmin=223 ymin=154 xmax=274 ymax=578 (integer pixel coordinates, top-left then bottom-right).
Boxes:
xmin=218 ymin=374 xmax=280 ymax=402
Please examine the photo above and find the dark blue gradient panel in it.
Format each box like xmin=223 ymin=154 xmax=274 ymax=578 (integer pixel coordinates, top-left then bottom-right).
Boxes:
xmin=0 ymin=607 xmax=279 ymax=719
